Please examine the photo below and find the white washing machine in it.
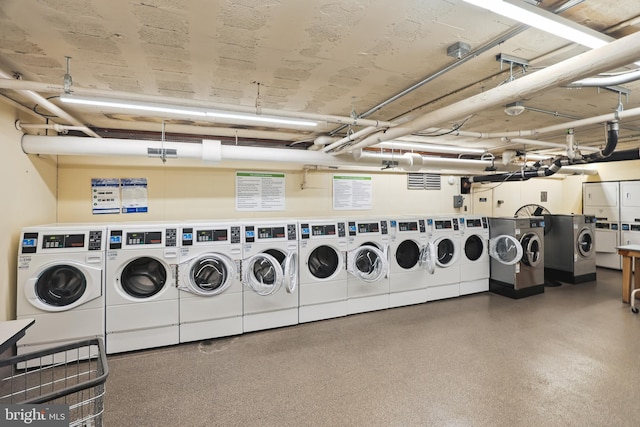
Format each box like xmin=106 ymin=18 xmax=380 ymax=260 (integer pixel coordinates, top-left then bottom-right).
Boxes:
xmin=242 ymin=220 xmax=299 ymax=332
xmin=16 ymin=224 xmax=107 ymax=357
xmin=298 ymin=219 xmax=348 ymax=323
xmin=458 ymin=216 xmax=491 ymax=295
xmin=583 ymin=181 xmax=622 ymax=270
xmin=388 ymin=218 xmax=435 ymax=308
xmin=177 ymin=222 xmax=243 ymax=343
xmin=425 ymin=217 xmax=462 ymax=301
xmin=346 ymin=219 xmax=390 ymax=314
xmin=105 ymin=223 xmax=180 ymax=354
xmin=543 ymin=214 xmax=596 ymax=283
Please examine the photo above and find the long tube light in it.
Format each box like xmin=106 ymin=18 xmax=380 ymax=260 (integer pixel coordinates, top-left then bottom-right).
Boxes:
xmin=59 ymin=95 xmax=318 ymax=127
xmin=462 ymin=0 xmax=609 ymax=49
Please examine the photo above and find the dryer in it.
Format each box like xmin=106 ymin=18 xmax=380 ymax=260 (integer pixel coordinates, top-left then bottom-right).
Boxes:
xmin=16 ymin=224 xmax=106 ymax=357
xmin=488 ymin=217 xmax=545 ymax=299
xmin=105 ymin=223 xmax=180 ymax=354
xmin=425 ymin=217 xmax=462 ymax=301
xmin=458 ymin=216 xmax=491 ymax=295
xmin=346 ymin=219 xmax=390 ymax=314
xmin=177 ymin=222 xmax=243 ymax=343
xmin=298 ymin=219 xmax=348 ymax=323
xmin=242 ymin=220 xmax=299 ymax=332
xmin=543 ymin=214 xmax=596 ymax=283
xmin=583 ymin=181 xmax=621 ymax=270
xmin=388 ymin=218 xmax=435 ymax=308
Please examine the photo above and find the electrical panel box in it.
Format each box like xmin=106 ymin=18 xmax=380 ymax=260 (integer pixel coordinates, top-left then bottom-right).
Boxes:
xmin=453 ymin=195 xmax=464 ymax=208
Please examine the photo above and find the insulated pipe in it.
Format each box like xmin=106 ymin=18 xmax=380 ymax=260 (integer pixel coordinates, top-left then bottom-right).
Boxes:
xmin=499 ymin=138 xmax=601 ymax=152
xmin=468 ymin=157 xmax=574 ymax=183
xmin=568 ymin=69 xmax=640 ymax=88
xmin=584 ymin=122 xmax=619 ymax=161
xmin=0 ymin=69 xmax=100 ymax=138
xmin=333 ymin=31 xmax=640 ymax=154
xmin=16 ymin=122 xmax=90 ymax=132
xmin=0 ymin=78 xmax=394 ymax=129
xmin=322 ymin=126 xmax=381 ymax=152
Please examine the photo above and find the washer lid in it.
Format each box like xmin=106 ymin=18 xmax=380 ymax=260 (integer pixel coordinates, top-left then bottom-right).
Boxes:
xmin=577 ymin=227 xmax=595 ymax=258
xmin=283 ymin=251 xmax=298 ymax=293
xmin=420 ymin=241 xmax=436 ymax=275
xmin=180 ymin=252 xmax=236 ymax=296
xmin=307 ymin=245 xmax=341 ymax=279
xmin=242 ymin=252 xmax=284 ymax=296
xmin=120 ymin=256 xmax=169 ymax=298
xmin=25 ymin=261 xmax=102 ymax=312
xmin=489 ymin=235 xmax=523 ymax=266
xmin=434 ymin=237 xmax=458 ymax=267
xmin=347 ymin=244 xmax=388 ymax=283
xmin=520 ymin=232 xmax=542 ymax=267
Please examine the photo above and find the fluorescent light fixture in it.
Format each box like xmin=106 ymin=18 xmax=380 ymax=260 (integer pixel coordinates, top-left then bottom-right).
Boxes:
xmin=377 ymin=141 xmax=486 ymax=154
xmin=60 ymin=95 xmax=318 ymax=127
xmin=462 ymin=0 xmax=609 ymax=49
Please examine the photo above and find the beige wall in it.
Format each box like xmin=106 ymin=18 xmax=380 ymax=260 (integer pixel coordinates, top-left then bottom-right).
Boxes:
xmin=0 ymin=103 xmax=57 ymax=321
xmin=56 ymin=157 xmax=466 ymax=222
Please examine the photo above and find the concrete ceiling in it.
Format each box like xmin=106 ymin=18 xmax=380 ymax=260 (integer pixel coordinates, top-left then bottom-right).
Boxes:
xmin=1 ymin=0 xmax=640 ymax=171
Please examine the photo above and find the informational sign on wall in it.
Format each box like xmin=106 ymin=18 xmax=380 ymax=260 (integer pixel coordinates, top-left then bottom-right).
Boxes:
xmin=92 ymin=177 xmax=149 ymax=214
xmin=91 ymin=178 xmax=120 ymax=214
xmin=333 ymin=174 xmax=372 ymax=210
xmin=121 ymin=178 xmax=149 ymax=213
xmin=236 ymin=171 xmax=286 ymax=211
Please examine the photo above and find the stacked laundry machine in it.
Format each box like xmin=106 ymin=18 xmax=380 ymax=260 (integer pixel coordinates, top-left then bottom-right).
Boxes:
xmin=298 ymin=219 xmax=349 ymax=322
xmin=425 ymin=217 xmax=462 ymax=301
xmin=488 ymin=217 xmax=545 ymax=299
xmin=388 ymin=218 xmax=435 ymax=308
xmin=241 ymin=220 xmax=299 ymax=332
xmin=105 ymin=223 xmax=180 ymax=354
xmin=177 ymin=222 xmax=243 ymax=343
xmin=16 ymin=224 xmax=107 ymax=358
xmin=543 ymin=215 xmax=596 ymax=283
xmin=620 ymin=181 xmax=640 ymax=247
xmin=345 ymin=218 xmax=390 ymax=314
xmin=583 ymin=181 xmax=622 ymax=269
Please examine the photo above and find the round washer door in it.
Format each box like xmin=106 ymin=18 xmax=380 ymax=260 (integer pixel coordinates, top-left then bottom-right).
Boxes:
xmin=183 ymin=253 xmax=236 ymax=296
xmin=307 ymin=245 xmax=341 ymax=280
xmin=520 ymin=232 xmax=542 ymax=267
xmin=577 ymin=227 xmax=594 ymax=258
xmin=434 ymin=237 xmax=458 ymax=267
xmin=347 ymin=243 xmax=388 ymax=283
xmin=242 ymin=250 xmax=286 ymax=296
xmin=25 ymin=262 xmax=102 ymax=312
xmin=464 ymin=234 xmax=485 ymax=262
xmin=395 ymin=239 xmax=421 ymax=270
xmin=489 ymin=235 xmax=523 ymax=266
xmin=120 ymin=256 xmax=169 ymax=299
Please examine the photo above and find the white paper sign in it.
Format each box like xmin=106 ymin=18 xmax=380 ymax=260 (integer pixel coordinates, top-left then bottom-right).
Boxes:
xmin=333 ymin=175 xmax=372 ymax=210
xmin=236 ymin=171 xmax=286 ymax=211
xmin=121 ymin=178 xmax=148 ymax=213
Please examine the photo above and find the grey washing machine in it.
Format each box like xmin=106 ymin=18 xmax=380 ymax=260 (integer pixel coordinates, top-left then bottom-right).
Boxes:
xmin=543 ymin=214 xmax=596 ymax=284
xmin=488 ymin=217 xmax=546 ymax=299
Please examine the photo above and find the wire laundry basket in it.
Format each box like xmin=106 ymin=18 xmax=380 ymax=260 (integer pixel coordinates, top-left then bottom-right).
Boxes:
xmin=0 ymin=338 xmax=109 ymax=427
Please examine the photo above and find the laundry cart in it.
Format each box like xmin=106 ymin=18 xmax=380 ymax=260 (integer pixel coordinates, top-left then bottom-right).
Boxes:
xmin=0 ymin=338 xmax=108 ymax=427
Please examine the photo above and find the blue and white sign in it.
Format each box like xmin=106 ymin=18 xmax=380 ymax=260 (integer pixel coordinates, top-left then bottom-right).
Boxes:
xmin=91 ymin=178 xmax=120 ymax=214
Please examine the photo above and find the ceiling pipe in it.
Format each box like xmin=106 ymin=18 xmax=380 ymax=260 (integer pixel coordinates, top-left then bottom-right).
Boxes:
xmin=494 ymin=137 xmax=601 ymax=152
xmin=328 ymin=30 xmax=640 ymax=155
xmin=0 ymin=78 xmax=395 ymax=130
xmin=568 ymin=69 xmax=640 ymax=88
xmin=0 ymin=69 xmax=100 ymax=138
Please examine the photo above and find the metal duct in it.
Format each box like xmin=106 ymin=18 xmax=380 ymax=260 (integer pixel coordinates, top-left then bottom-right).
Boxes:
xmin=467 ymin=122 xmax=620 ymax=183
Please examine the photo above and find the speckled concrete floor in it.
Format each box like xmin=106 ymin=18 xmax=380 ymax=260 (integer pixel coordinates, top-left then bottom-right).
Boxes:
xmin=104 ymin=268 xmax=640 ymax=426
